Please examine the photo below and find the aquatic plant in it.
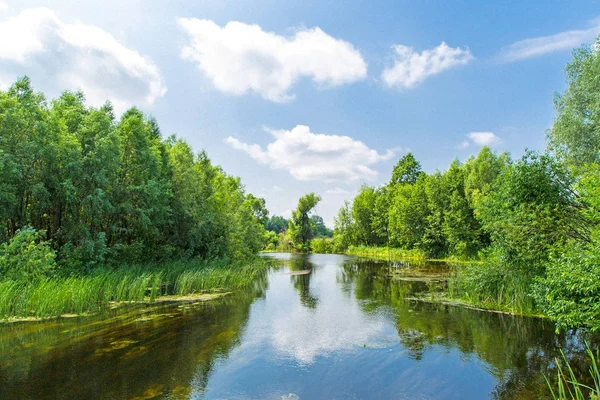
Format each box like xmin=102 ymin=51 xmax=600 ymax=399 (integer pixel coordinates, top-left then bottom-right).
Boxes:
xmin=547 ymin=345 xmax=600 ymax=400
xmin=0 ymin=258 xmax=269 ymax=320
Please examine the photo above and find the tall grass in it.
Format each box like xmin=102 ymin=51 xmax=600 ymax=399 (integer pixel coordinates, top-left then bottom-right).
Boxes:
xmin=345 ymin=245 xmax=426 ymax=262
xmin=547 ymin=345 xmax=600 ymax=400
xmin=0 ymin=258 xmax=268 ymax=320
xmin=448 ymin=260 xmax=538 ymax=315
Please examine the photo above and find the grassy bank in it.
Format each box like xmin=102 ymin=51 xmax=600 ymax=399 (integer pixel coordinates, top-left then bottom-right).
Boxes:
xmin=344 ymin=245 xmax=427 ymax=262
xmin=0 ymin=258 xmax=269 ymax=321
xmin=447 ymin=262 xmax=540 ymax=316
xmin=341 ymin=245 xmax=541 ymax=317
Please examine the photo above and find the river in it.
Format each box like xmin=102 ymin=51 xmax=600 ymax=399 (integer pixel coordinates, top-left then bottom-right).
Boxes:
xmin=0 ymin=253 xmax=595 ymax=399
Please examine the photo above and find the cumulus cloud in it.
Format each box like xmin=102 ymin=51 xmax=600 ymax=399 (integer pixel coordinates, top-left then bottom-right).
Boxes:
xmin=225 ymin=125 xmax=395 ymax=182
xmin=498 ymin=19 xmax=600 ymax=62
xmin=458 ymin=132 xmax=502 ymax=149
xmin=0 ymin=8 xmax=166 ymax=113
xmin=177 ymin=18 xmax=367 ymax=102
xmin=381 ymin=42 xmax=473 ymax=89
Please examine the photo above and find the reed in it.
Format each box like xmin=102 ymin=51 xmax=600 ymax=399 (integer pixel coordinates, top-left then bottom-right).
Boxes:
xmin=546 ymin=345 xmax=600 ymax=400
xmin=448 ymin=261 xmax=538 ymax=315
xmin=0 ymin=258 xmax=268 ymax=320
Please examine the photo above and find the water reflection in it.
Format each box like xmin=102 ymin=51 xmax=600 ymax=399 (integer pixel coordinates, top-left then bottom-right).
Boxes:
xmin=287 ymin=254 xmax=319 ymax=309
xmin=0 ymin=253 xmax=597 ymax=399
xmin=0 ymin=269 xmax=270 ymax=400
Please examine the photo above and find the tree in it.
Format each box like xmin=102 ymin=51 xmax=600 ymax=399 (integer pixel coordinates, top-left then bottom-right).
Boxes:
xmin=0 ymin=77 xmax=271 ymax=271
xmin=265 ymin=215 xmax=289 ymax=233
xmin=288 ymin=193 xmax=321 ymax=251
xmin=442 ymin=160 xmax=479 ymax=257
xmin=333 ymin=201 xmax=355 ymax=251
xmin=352 ymin=186 xmax=380 ymax=245
xmin=310 ymin=215 xmax=333 ymax=238
xmin=476 ymin=152 xmax=585 ymax=275
xmin=390 ymin=152 xmax=422 ymax=186
xmin=548 ymin=36 xmax=600 ymax=166
xmin=388 ymin=179 xmax=428 ymax=249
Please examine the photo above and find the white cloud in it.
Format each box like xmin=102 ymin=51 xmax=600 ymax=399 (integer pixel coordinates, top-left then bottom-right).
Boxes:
xmin=458 ymin=132 xmax=502 ymax=149
xmin=177 ymin=19 xmax=367 ymax=102
xmin=0 ymin=8 xmax=166 ymax=113
xmin=498 ymin=20 xmax=600 ymax=62
xmin=381 ymin=42 xmax=473 ymax=89
xmin=225 ymin=125 xmax=395 ymax=182
xmin=0 ymin=2 xmax=8 ymax=12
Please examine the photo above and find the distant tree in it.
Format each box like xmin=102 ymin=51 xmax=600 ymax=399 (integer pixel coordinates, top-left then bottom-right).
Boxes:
xmin=265 ymin=215 xmax=289 ymax=233
xmin=311 ymin=215 xmax=333 ymax=238
xmin=288 ymin=193 xmax=321 ymax=251
xmin=333 ymin=201 xmax=355 ymax=251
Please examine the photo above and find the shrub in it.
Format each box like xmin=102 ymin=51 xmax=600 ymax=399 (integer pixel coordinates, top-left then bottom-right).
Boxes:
xmin=311 ymin=238 xmax=334 ymax=254
xmin=0 ymin=227 xmax=56 ymax=281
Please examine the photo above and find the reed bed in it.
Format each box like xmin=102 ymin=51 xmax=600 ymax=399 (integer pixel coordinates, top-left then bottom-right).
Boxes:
xmin=345 ymin=245 xmax=426 ymax=262
xmin=0 ymin=258 xmax=268 ymax=320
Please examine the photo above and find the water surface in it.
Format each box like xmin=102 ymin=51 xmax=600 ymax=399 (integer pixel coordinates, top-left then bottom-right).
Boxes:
xmin=0 ymin=253 xmax=595 ymax=399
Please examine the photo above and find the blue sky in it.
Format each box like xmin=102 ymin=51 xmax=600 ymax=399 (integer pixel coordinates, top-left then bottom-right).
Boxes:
xmin=1 ymin=0 xmax=599 ymax=225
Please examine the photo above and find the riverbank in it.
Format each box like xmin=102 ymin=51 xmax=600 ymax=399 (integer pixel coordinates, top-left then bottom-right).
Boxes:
xmin=0 ymin=258 xmax=269 ymax=322
xmin=338 ymin=245 xmax=544 ymax=318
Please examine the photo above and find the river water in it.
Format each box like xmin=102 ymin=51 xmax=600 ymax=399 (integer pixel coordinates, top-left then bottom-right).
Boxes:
xmin=0 ymin=253 xmax=595 ymax=399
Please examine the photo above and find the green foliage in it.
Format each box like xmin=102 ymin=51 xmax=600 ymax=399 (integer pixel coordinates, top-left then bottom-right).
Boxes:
xmin=265 ymin=215 xmax=288 ymax=233
xmin=333 ymin=201 xmax=355 ymax=252
xmin=336 ymin=148 xmax=499 ymax=258
xmin=451 ymin=248 xmax=538 ymax=315
xmin=390 ymin=152 xmax=422 ymax=185
xmin=0 ymin=227 xmax=56 ymax=281
xmin=388 ymin=180 xmax=428 ymax=249
xmin=548 ymin=36 xmax=600 ymax=166
xmin=352 ymin=185 xmax=387 ymax=246
xmin=288 ymin=193 xmax=321 ymax=249
xmin=0 ymin=78 xmax=267 ymax=269
xmin=476 ymin=152 xmax=585 ymax=276
xmin=311 ymin=238 xmax=334 ymax=254
xmin=345 ymin=245 xmax=425 ymax=262
xmin=311 ymin=215 xmax=333 ymax=238
xmin=0 ymin=258 xmax=268 ymax=320
xmin=533 ymin=239 xmax=600 ymax=331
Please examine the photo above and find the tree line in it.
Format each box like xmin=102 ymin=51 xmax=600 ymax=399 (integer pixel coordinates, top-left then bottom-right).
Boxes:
xmin=263 ymin=194 xmax=333 ymax=252
xmin=332 ymin=38 xmax=600 ymax=330
xmin=0 ymin=77 xmax=269 ymax=280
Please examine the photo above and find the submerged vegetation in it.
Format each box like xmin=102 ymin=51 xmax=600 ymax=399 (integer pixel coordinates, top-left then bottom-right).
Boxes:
xmin=0 ymin=77 xmax=271 ymax=319
xmin=330 ymin=37 xmax=600 ymax=331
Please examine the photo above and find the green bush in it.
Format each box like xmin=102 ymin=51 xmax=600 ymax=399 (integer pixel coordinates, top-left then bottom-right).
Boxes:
xmin=533 ymin=240 xmax=600 ymax=331
xmin=0 ymin=227 xmax=56 ymax=281
xmin=311 ymin=238 xmax=334 ymax=254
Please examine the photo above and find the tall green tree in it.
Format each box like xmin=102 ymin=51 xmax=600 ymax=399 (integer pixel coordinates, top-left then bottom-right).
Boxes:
xmin=333 ymin=200 xmax=355 ymax=251
xmin=548 ymin=36 xmax=600 ymax=166
xmin=390 ymin=152 xmax=422 ymax=186
xmin=288 ymin=193 xmax=321 ymax=250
